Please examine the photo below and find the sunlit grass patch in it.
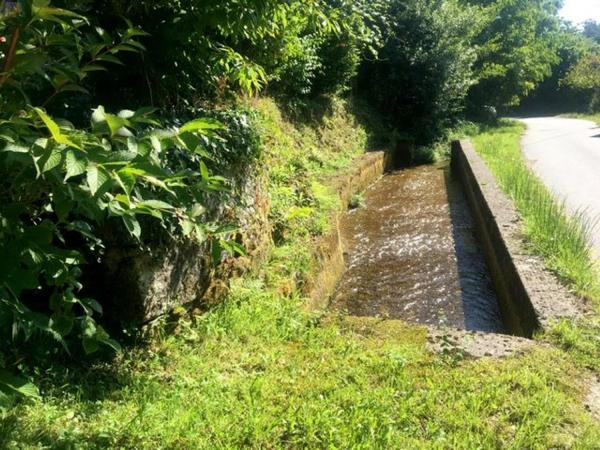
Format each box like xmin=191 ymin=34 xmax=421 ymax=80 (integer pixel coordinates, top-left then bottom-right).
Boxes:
xmin=546 ymin=318 xmax=600 ymax=372
xmin=3 ymin=106 xmax=600 ymax=449
xmin=470 ymin=120 xmax=600 ymax=303
xmin=3 ymin=317 xmax=599 ymax=448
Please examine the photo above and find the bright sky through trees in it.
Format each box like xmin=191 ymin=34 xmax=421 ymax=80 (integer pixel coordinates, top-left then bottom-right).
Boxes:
xmin=560 ymin=0 xmax=600 ymax=24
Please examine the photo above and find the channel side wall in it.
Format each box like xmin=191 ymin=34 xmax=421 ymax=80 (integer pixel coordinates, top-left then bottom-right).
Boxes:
xmin=452 ymin=140 xmax=584 ymax=337
xmin=304 ymin=150 xmax=396 ymax=311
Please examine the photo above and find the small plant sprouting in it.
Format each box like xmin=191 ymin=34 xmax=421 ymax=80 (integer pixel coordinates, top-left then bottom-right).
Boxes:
xmin=348 ymin=193 xmax=366 ymax=210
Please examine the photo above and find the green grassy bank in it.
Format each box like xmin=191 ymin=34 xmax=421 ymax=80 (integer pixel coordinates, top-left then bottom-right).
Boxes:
xmin=470 ymin=119 xmax=600 ymax=379
xmin=2 ymin=103 xmax=600 ymax=449
xmin=562 ymin=113 xmax=600 ymax=125
xmin=470 ymin=120 xmax=600 ymax=302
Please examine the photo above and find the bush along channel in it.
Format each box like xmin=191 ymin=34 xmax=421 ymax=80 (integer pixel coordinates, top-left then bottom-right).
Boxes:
xmin=3 ymin=1 xmax=600 ymax=448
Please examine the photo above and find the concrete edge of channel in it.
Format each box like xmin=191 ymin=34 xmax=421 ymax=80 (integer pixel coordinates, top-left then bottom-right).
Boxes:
xmin=451 ymin=139 xmax=586 ymax=338
xmin=304 ymin=150 xmax=395 ymax=311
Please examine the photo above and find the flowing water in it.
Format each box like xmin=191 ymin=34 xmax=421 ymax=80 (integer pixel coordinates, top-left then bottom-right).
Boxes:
xmin=331 ymin=162 xmax=505 ymax=333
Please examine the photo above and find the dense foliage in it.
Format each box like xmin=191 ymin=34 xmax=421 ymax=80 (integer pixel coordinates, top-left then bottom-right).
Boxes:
xmin=519 ymin=26 xmax=591 ymax=113
xmin=0 ymin=1 xmax=238 ymax=397
xmin=359 ymin=0 xmax=479 ymax=141
xmin=46 ymin=0 xmax=382 ymax=110
xmin=558 ymin=18 xmax=600 ymax=113
xmin=0 ymin=0 xmax=583 ymax=401
xmin=467 ymin=0 xmax=563 ymax=111
xmin=583 ymin=20 xmax=600 ymax=43
xmin=565 ymin=53 xmax=600 ymax=111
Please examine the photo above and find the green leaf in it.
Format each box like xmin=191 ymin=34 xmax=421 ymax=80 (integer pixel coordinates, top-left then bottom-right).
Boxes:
xmin=59 ymin=84 xmax=90 ymax=95
xmin=122 ymin=215 xmax=141 ymax=239
xmin=199 ymin=161 xmax=209 ymax=180
xmin=96 ymin=54 xmax=124 ymax=65
xmin=82 ymin=65 xmax=109 ymax=73
xmin=118 ymin=110 xmax=135 ymax=119
xmin=39 ymin=146 xmax=63 ymax=173
xmin=124 ymin=28 xmax=150 ymax=39
xmin=91 ymin=105 xmax=106 ymax=124
xmin=150 ymin=135 xmax=161 ymax=153
xmin=32 ymin=6 xmax=85 ymax=21
xmin=104 ymin=114 xmax=130 ymax=137
xmin=82 ymin=337 xmax=99 ymax=354
xmin=190 ymin=203 xmax=206 ymax=218
xmin=179 ymin=118 xmax=224 ymax=134
xmin=34 ymin=108 xmax=81 ymax=149
xmin=119 ymin=167 xmax=170 ymax=192
xmin=51 ymin=313 xmax=75 ymax=336
xmin=64 ymin=150 xmax=87 ymax=181
xmin=220 ymin=239 xmax=247 ymax=257
xmin=81 ymin=318 xmax=120 ymax=353
xmin=86 ymin=165 xmax=109 ymax=196
xmin=137 ymin=200 xmax=175 ymax=210
xmin=95 ymin=325 xmax=121 ymax=353
xmin=181 ymin=219 xmax=194 ymax=236
xmin=115 ymin=169 xmax=136 ymax=195
xmin=2 ymin=143 xmax=29 ymax=153
xmin=194 ymin=225 xmax=207 ymax=243
xmin=81 ymin=298 xmax=103 ymax=315
xmin=0 ymin=370 xmax=40 ymax=399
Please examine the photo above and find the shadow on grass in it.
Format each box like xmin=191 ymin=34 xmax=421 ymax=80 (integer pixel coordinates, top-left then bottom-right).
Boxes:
xmin=0 ymin=408 xmax=138 ymax=449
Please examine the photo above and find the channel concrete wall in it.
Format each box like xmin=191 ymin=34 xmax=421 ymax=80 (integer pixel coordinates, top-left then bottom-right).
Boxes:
xmin=452 ymin=140 xmax=584 ymax=337
xmin=305 ymin=150 xmax=396 ymax=311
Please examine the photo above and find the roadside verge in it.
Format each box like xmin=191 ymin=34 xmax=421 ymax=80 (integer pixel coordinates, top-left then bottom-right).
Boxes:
xmin=452 ymin=139 xmax=586 ymax=337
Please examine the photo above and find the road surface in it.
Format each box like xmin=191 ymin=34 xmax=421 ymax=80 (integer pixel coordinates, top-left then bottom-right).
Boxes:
xmin=520 ymin=116 xmax=600 ymax=258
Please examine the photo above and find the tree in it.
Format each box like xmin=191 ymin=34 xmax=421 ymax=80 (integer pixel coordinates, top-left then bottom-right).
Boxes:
xmin=358 ymin=0 xmax=480 ymax=143
xmin=565 ymin=53 xmax=600 ymax=111
xmin=519 ymin=25 xmax=593 ymax=113
xmin=467 ymin=0 xmax=563 ymax=111
xmin=583 ymin=20 xmax=600 ymax=43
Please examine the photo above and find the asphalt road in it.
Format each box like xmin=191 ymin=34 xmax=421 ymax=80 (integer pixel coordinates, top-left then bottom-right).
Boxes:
xmin=520 ymin=116 xmax=600 ymax=258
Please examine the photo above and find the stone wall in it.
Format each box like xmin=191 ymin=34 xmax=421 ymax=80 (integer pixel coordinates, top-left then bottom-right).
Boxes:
xmin=99 ymin=147 xmax=397 ymax=323
xmin=99 ymin=165 xmax=272 ymax=324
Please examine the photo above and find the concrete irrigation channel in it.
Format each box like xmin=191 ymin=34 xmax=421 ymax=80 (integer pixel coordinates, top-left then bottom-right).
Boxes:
xmin=321 ymin=141 xmax=586 ymax=351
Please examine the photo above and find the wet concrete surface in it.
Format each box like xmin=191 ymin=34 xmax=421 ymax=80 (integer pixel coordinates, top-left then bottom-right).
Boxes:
xmin=331 ymin=163 xmax=505 ymax=333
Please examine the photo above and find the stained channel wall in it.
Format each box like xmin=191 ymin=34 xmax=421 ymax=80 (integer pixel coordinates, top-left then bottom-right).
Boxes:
xmin=452 ymin=140 xmax=583 ymax=337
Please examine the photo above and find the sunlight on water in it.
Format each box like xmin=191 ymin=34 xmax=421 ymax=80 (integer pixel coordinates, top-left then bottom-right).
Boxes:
xmin=332 ymin=163 xmax=504 ymax=333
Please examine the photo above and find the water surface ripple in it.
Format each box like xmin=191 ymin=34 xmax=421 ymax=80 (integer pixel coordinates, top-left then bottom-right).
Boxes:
xmin=331 ymin=163 xmax=504 ymax=333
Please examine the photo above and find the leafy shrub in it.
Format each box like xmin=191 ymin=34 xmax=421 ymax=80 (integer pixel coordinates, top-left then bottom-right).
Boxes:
xmin=271 ymin=34 xmax=324 ymax=100
xmin=348 ymin=193 xmax=365 ymax=209
xmin=59 ymin=1 xmax=382 ymax=109
xmin=67 ymin=0 xmax=323 ymax=106
xmin=269 ymin=0 xmax=385 ymax=104
xmin=0 ymin=1 xmax=236 ymax=395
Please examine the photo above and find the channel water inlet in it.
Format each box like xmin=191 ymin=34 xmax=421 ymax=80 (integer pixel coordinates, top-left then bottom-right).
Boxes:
xmin=331 ymin=163 xmax=505 ymax=333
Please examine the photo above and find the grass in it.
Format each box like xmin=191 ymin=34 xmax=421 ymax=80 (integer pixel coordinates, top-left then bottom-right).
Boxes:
xmin=469 ymin=120 xmax=600 ymax=302
xmin=3 ymin=103 xmax=600 ymax=448
xmin=562 ymin=113 xmax=600 ymax=125
xmin=3 ymin=288 xmax=600 ymax=448
xmin=469 ymin=119 xmax=600 ymax=383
